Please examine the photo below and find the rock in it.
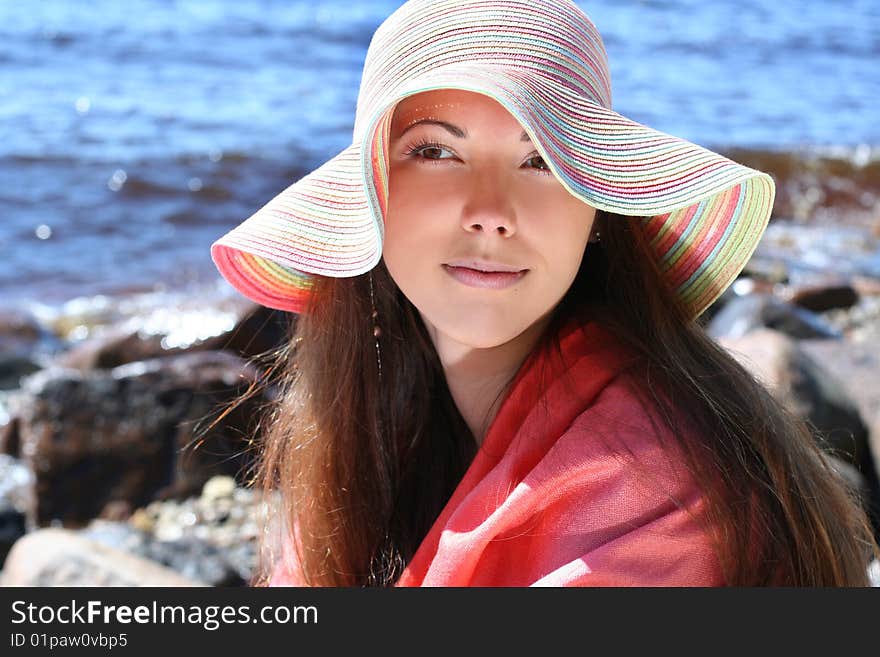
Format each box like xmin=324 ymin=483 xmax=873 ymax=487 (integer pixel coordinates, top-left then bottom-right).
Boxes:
xmin=700 ymin=277 xmax=778 ymax=325
xmin=800 ymin=337 xmax=880 ymax=482
xmin=201 ymin=303 xmax=291 ymax=362
xmin=820 ymin=293 xmax=880 ymax=343
xmin=852 ymin=275 xmax=880 ymax=297
xmin=869 ymin=558 xmax=880 ymax=587
xmin=0 ymin=416 xmax=20 ymax=457
xmin=0 ymin=528 xmax=204 ymax=586
xmin=718 ymin=329 xmax=880 ymax=536
xmin=98 ymin=499 xmax=134 ymax=522
xmin=0 ymin=454 xmax=34 ymax=516
xmin=129 ymin=508 xmax=155 ymax=533
xmin=0 ymin=308 xmax=42 ymax=342
xmin=135 ymin=535 xmax=245 ymax=586
xmin=0 ymin=308 xmax=55 ymax=390
xmin=202 ymin=475 xmax=237 ymax=502
xmin=740 ymin=256 xmax=790 ymax=285
xmin=785 ymin=281 xmax=860 ymax=312
xmin=10 ymin=350 xmax=274 ymax=527
xmin=0 ymin=504 xmax=26 ymax=568
xmin=0 ymin=355 xmax=42 ymax=392
xmin=0 ymin=454 xmax=34 ymax=564
xmin=54 ymin=324 xmax=171 ymax=371
xmin=122 ymin=484 xmax=268 ymax=584
xmin=55 ymin=302 xmax=291 ymax=371
xmin=80 ymin=520 xmax=245 ymax=586
xmin=708 ymin=293 xmax=842 ymax=340
xmin=826 ymin=454 xmax=869 ymax=505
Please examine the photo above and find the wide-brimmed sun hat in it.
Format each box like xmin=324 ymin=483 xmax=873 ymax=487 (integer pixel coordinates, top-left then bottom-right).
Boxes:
xmin=211 ymin=0 xmax=775 ymax=319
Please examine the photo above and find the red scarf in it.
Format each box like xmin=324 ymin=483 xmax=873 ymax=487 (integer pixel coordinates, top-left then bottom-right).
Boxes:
xmin=272 ymin=319 xmax=724 ymax=586
xmin=395 ymin=319 xmax=723 ymax=586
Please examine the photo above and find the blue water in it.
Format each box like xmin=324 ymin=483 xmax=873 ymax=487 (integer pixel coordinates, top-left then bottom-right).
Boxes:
xmin=1 ymin=0 xmax=878 ymax=307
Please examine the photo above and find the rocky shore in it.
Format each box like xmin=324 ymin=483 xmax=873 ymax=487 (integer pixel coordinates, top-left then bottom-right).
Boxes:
xmin=0 ymin=297 xmax=288 ymax=586
xmin=2 ymin=219 xmax=880 ymax=585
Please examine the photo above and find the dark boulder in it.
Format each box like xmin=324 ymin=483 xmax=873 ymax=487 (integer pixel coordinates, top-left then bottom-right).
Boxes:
xmin=719 ymin=329 xmax=880 ymax=538
xmin=55 ymin=302 xmax=291 ymax=371
xmin=786 ymin=280 xmax=860 ymax=312
xmin=708 ymin=293 xmax=842 ymax=340
xmin=10 ymin=350 xmax=276 ymax=527
xmin=0 ymin=308 xmax=58 ymax=390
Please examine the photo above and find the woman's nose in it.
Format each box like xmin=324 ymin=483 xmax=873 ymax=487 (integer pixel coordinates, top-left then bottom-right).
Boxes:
xmin=460 ymin=179 xmax=518 ymax=237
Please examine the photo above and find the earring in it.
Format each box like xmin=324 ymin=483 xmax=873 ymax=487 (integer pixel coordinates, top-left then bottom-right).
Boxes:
xmin=368 ymin=271 xmax=383 ymax=381
xmin=590 ymin=230 xmax=602 ymax=243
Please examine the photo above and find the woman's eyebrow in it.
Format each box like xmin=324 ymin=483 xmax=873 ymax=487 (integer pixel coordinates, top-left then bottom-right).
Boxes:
xmin=398 ymin=118 xmax=531 ymax=142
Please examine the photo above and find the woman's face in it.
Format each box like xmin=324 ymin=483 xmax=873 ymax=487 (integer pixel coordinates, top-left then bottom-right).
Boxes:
xmin=383 ymin=88 xmax=596 ymax=350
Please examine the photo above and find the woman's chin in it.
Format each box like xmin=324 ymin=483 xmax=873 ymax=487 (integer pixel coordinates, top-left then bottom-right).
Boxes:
xmin=433 ymin=317 xmax=532 ymax=350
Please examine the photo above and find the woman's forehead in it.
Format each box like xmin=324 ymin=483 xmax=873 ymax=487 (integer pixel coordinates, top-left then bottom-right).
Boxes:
xmin=395 ymin=88 xmax=516 ymax=117
xmin=391 ymin=89 xmax=519 ymax=135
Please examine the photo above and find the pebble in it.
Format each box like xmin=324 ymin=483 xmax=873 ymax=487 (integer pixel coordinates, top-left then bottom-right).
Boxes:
xmin=821 ymin=294 xmax=880 ymax=342
xmin=117 ymin=476 xmax=271 ymax=583
xmin=202 ymin=474 xmax=236 ymax=501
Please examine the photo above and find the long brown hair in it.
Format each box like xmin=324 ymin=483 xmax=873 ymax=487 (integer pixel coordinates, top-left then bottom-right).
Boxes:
xmin=240 ymin=208 xmax=879 ymax=587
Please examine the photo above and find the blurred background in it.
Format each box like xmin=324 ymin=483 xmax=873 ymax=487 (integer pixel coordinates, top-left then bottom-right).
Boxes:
xmin=1 ymin=0 xmax=879 ymax=585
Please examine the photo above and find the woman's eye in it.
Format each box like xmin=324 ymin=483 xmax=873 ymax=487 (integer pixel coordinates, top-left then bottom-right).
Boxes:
xmin=525 ymin=154 xmax=550 ymax=172
xmin=403 ymin=141 xmax=551 ymax=175
xmin=403 ymin=140 xmax=455 ymax=161
xmin=419 ymin=145 xmax=452 ymax=159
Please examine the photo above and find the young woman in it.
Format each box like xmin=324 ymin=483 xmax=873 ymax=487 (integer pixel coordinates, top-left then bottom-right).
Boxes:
xmin=211 ymin=0 xmax=879 ymax=586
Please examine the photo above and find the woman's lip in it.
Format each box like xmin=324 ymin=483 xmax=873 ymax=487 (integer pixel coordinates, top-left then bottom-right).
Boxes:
xmin=442 ymin=264 xmax=528 ymax=289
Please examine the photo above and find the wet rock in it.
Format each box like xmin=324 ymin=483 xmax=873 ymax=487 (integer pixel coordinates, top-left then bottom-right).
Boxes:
xmin=800 ymin=337 xmax=880 ymax=481
xmin=202 ymin=474 xmax=237 ymax=502
xmin=719 ymin=329 xmax=880 ymax=535
xmin=126 ymin=477 xmax=267 ymax=584
xmin=98 ymin=499 xmax=134 ymax=522
xmin=0 ymin=528 xmax=203 ymax=586
xmin=820 ymin=293 xmax=880 ymax=342
xmin=785 ymin=280 xmax=859 ymax=312
xmin=0 ymin=453 xmax=34 ymax=564
xmin=0 ymin=450 xmax=33 ymax=568
xmin=55 ymin=324 xmax=172 ymax=370
xmin=827 ymin=454 xmax=870 ymax=503
xmin=708 ymin=293 xmax=842 ymax=340
xmin=10 ymin=350 xmax=273 ymax=527
xmin=700 ymin=277 xmax=777 ymax=325
xmin=77 ymin=477 xmax=267 ymax=585
xmin=0 ymin=308 xmax=55 ymax=390
xmin=0 ymin=308 xmax=41 ymax=342
xmin=0 ymin=355 xmax=42 ymax=392
xmin=55 ymin=302 xmax=291 ymax=371
xmin=201 ymin=303 xmax=291 ymax=362
xmin=80 ymin=520 xmax=245 ymax=586
xmin=0 ymin=416 xmax=20 ymax=457
xmin=852 ymin=276 xmax=880 ymax=297
xmin=740 ymin=256 xmax=790 ymax=285
xmin=752 ymin=220 xmax=880 ymax=284
xmin=0 ymin=503 xmax=26 ymax=568
xmin=0 ymin=453 xmax=34 ymax=516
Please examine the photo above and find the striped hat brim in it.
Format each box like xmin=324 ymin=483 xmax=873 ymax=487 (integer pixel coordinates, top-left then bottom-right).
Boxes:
xmin=211 ymin=63 xmax=775 ymax=318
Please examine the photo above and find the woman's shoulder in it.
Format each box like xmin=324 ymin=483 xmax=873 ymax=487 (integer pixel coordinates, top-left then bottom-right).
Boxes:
xmin=549 ymin=320 xmax=690 ymax=459
xmin=515 ymin=365 xmax=725 ymax=586
xmin=570 ymin=367 xmax=690 ymax=452
xmin=524 ymin=322 xmax=709 ymax=515
xmin=531 ymin=380 xmax=690 ymax=485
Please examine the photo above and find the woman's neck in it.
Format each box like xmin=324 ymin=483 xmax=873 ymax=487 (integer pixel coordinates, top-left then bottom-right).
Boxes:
xmin=423 ymin=314 xmax=553 ymax=446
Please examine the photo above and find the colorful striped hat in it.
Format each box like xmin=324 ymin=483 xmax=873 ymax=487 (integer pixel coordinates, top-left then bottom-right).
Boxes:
xmin=211 ymin=0 xmax=775 ymax=319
